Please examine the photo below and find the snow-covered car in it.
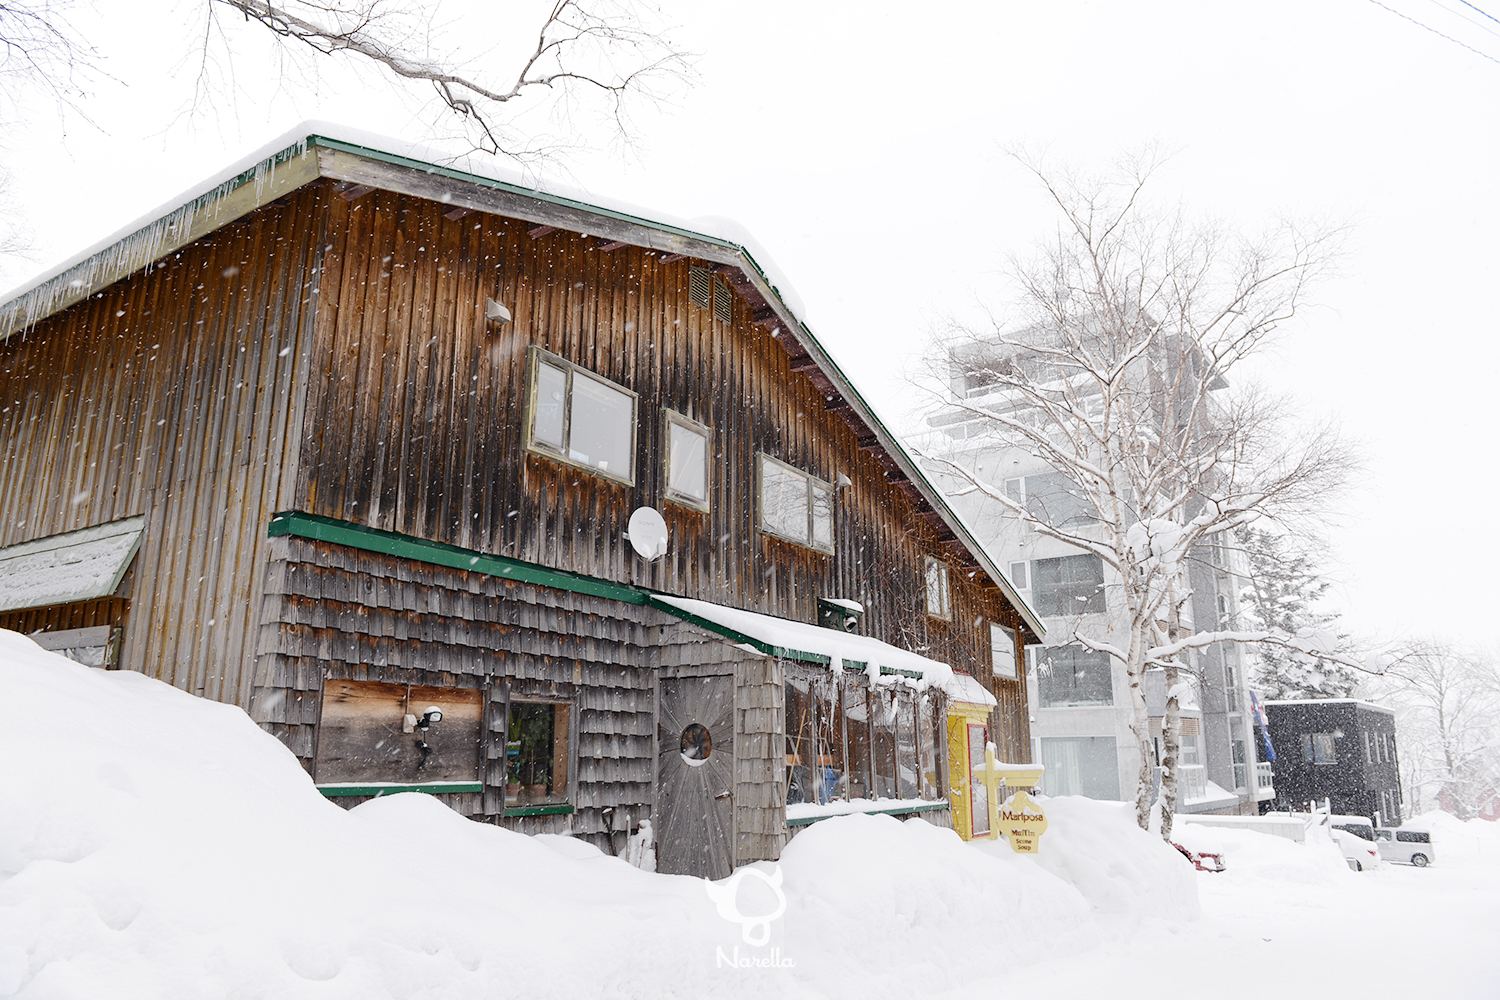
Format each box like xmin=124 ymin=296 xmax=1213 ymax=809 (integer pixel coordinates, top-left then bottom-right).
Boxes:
xmin=1375 ymin=828 xmax=1434 ymax=867
xmin=1328 ymin=826 xmax=1381 ymax=871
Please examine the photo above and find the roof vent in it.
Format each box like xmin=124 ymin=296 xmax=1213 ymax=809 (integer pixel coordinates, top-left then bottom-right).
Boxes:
xmin=689 ymin=266 xmax=711 ymax=309
xmin=713 ymin=281 xmax=732 ymax=323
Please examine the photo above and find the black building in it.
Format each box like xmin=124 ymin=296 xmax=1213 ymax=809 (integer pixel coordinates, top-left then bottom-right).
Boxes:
xmin=1262 ymin=699 xmax=1402 ymax=826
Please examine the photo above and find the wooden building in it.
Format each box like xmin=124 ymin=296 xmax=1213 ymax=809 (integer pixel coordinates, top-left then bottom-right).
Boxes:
xmin=0 ymin=126 xmax=1043 ymax=876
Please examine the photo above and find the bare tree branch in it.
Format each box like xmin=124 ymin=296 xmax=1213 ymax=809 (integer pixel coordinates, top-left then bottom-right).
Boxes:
xmin=0 ymin=0 xmax=105 ymax=121
xmin=207 ymin=0 xmax=693 ymax=161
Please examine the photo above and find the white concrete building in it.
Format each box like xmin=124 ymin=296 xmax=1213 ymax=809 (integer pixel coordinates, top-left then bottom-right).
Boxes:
xmin=923 ymin=355 xmax=1274 ymax=816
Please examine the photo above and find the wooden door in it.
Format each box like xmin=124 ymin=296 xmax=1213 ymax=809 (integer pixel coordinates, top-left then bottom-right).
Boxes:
xmin=656 ymin=675 xmax=735 ymax=877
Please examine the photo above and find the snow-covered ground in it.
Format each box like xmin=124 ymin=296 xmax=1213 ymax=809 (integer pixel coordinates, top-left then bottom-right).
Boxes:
xmin=3 ymin=630 xmax=1496 ymax=999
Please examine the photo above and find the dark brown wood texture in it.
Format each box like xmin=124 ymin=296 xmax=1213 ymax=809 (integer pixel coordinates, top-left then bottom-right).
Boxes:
xmin=314 ymin=679 xmax=482 ymax=783
xmin=0 ymin=597 xmax=129 ymax=643
xmin=292 ymin=189 xmax=1031 ymax=714
xmin=0 ymin=187 xmax=325 ymax=709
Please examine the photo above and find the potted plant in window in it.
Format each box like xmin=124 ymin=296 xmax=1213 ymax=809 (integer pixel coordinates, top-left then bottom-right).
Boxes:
xmin=505 ymin=740 xmax=522 ymax=805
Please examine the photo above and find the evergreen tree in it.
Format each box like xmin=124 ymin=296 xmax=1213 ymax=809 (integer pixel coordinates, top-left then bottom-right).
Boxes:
xmin=1235 ymin=526 xmax=1358 ymax=699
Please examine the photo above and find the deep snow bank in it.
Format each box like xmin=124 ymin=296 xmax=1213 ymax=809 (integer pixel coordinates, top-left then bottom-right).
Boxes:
xmin=1171 ymin=820 xmax=1353 ymax=887
xmin=1403 ymin=809 xmax=1500 ymax=867
xmin=1 ymin=631 xmax=1197 ymax=999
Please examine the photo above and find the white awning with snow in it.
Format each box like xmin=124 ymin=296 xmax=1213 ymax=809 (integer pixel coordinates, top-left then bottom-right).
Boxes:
xmin=648 ymin=594 xmax=992 ymax=704
xmin=944 ymin=671 xmax=998 ymax=708
xmin=0 ymin=516 xmax=145 ymax=613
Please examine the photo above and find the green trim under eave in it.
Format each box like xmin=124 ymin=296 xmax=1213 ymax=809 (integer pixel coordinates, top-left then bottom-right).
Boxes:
xmin=502 ymin=804 xmax=576 ymax=818
xmin=785 ymin=800 xmax=950 ymax=827
xmin=317 ymin=781 xmax=482 ymax=798
xmin=269 ymin=511 xmax=646 ymax=606
xmin=269 ymin=511 xmax=925 ymax=680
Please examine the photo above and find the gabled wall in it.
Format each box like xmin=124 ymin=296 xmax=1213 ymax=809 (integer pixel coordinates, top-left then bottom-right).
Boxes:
xmin=288 ymin=183 xmax=1030 ymax=753
xmin=0 ymin=187 xmax=323 ymax=708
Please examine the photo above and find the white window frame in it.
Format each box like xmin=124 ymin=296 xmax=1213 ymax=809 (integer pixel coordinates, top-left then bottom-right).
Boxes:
xmin=924 ymin=556 xmax=952 ymax=621
xmin=662 ymin=408 xmax=711 ymax=512
xmin=523 ymin=346 xmax=638 ymax=485
xmin=1008 ymin=560 xmax=1029 ymax=590
xmin=756 ymin=453 xmax=834 ymax=553
xmin=990 ymin=623 xmax=1018 ymax=680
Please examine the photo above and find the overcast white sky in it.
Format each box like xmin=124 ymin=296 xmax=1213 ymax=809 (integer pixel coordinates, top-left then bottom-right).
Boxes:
xmin=3 ymin=0 xmax=1497 ymax=654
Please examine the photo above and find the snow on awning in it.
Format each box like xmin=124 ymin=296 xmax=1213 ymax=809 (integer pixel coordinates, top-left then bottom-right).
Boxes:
xmin=649 ymin=594 xmax=984 ymax=700
xmin=945 ymin=672 xmax=998 ymax=708
xmin=0 ymin=516 xmax=145 ymax=613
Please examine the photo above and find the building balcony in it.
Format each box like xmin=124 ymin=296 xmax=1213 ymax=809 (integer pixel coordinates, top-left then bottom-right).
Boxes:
xmin=1254 ymin=760 xmax=1276 ymax=800
xmin=1179 ymin=764 xmax=1208 ymax=802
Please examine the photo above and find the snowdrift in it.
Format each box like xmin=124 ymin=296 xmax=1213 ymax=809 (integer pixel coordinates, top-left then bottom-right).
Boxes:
xmin=1 ymin=630 xmax=1197 ymax=999
xmin=1172 ymin=820 xmax=1353 ymax=887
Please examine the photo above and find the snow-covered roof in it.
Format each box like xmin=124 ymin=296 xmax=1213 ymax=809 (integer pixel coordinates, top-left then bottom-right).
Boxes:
xmin=0 ymin=516 xmax=145 ymax=613
xmin=0 ymin=122 xmax=808 ymax=332
xmin=945 ymin=671 xmax=998 ymax=708
xmin=650 ymin=594 xmax=982 ymax=698
xmin=0 ymin=123 xmax=1044 ymax=642
xmin=1264 ymin=698 xmax=1396 ymax=716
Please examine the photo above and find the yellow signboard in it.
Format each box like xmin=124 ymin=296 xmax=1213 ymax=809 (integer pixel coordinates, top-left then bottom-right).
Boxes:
xmin=969 ymin=744 xmax=1049 ymax=853
xmin=998 ymin=788 xmax=1049 ymax=854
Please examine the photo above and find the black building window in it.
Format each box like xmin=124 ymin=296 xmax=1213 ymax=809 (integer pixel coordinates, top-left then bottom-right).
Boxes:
xmin=1031 ymin=553 xmax=1106 ymax=616
xmin=1300 ymin=732 xmax=1337 ymax=764
xmin=1036 ymin=644 xmax=1114 ymax=708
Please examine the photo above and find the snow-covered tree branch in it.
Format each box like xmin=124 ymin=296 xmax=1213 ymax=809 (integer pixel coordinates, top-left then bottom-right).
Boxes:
xmin=914 ymin=148 xmax=1360 ymax=839
xmin=1365 ymin=641 xmax=1500 ymax=820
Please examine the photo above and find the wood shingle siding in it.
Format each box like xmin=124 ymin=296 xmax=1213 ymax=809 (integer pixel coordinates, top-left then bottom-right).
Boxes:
xmin=256 ymin=533 xmax=668 ymax=850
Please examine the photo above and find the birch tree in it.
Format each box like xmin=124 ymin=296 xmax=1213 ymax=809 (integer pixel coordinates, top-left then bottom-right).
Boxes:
xmin=917 ymin=151 xmax=1363 ymax=840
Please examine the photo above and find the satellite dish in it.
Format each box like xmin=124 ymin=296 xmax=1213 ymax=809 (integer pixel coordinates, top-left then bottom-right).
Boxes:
xmin=627 ymin=506 xmax=669 ymax=560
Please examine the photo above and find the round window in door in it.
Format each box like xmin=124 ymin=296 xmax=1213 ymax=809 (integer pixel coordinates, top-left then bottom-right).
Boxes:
xmin=680 ymin=723 xmax=712 ymax=766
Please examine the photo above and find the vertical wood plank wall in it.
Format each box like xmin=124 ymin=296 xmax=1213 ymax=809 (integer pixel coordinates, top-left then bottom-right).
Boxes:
xmin=291 ymin=188 xmax=1030 ymax=757
xmin=0 ymin=177 xmax=1032 ymax=772
xmin=0 ymin=188 xmax=324 ymax=709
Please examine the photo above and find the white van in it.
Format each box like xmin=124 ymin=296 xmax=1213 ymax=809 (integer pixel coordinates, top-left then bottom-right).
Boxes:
xmin=1375 ymin=827 xmax=1434 ymax=867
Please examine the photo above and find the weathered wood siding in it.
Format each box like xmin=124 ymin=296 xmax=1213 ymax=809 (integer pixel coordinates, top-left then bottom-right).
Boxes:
xmin=0 ymin=596 xmax=130 ymax=641
xmin=0 ymin=188 xmax=323 ymax=706
xmin=255 ymin=532 xmax=675 ymax=848
xmin=658 ymin=621 xmax=786 ymax=865
xmin=290 ymin=186 xmax=1031 ymax=749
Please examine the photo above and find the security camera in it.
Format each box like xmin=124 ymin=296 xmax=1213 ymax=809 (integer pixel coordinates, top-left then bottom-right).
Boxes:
xmin=417 ymin=706 xmax=443 ymax=731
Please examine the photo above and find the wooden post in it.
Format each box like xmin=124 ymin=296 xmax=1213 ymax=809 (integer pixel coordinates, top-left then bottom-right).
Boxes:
xmin=972 ymin=744 xmax=1048 ymax=852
